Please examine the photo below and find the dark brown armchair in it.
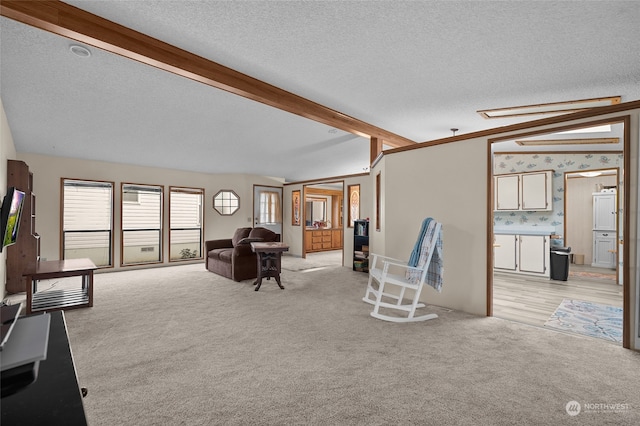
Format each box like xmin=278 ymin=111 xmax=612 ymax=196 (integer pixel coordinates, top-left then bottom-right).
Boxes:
xmin=205 ymin=227 xmax=280 ymax=281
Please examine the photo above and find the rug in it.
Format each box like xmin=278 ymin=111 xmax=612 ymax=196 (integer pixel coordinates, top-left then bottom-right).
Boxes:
xmin=568 ymin=270 xmax=616 ymax=281
xmin=544 ymin=299 xmax=622 ymax=343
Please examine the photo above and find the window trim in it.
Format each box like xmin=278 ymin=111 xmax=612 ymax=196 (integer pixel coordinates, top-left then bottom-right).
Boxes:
xmin=120 ymin=182 xmax=164 ymax=267
xmin=169 ymin=186 xmax=204 ymax=262
xmin=213 ymin=189 xmax=240 ymax=216
xmin=60 ymin=178 xmax=115 ymax=269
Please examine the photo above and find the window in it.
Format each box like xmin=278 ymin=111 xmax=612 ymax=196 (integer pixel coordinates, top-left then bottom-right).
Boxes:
xmin=213 ymin=190 xmax=239 ymax=215
xmin=170 ymin=187 xmax=203 ymax=261
xmin=121 ymin=183 xmax=163 ymax=265
xmin=61 ymin=179 xmax=113 ymax=267
xmin=348 ymin=184 xmax=360 ymax=228
xmin=259 ymin=191 xmax=281 ymax=224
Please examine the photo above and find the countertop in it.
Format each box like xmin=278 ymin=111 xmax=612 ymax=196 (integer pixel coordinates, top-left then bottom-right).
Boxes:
xmin=494 ymin=226 xmax=555 ymax=236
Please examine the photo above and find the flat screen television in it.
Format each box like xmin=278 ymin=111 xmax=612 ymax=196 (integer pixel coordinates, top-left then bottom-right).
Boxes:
xmin=0 ymin=187 xmax=26 ymax=252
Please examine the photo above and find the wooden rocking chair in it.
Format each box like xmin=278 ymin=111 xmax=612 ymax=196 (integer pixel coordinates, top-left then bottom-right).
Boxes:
xmin=363 ymin=219 xmax=443 ymax=322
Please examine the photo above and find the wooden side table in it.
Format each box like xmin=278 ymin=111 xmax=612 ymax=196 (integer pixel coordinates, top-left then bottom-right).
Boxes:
xmin=250 ymin=242 xmax=289 ymax=291
xmin=23 ymin=259 xmax=97 ymax=314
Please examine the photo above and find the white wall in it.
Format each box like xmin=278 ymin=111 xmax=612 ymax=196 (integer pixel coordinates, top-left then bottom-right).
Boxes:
xmin=1 ymin=98 xmax=18 ymax=299
xmin=17 ymin=152 xmax=283 ymax=271
xmin=373 ymin=139 xmax=489 ymax=315
xmin=376 ymin=108 xmax=640 ymax=349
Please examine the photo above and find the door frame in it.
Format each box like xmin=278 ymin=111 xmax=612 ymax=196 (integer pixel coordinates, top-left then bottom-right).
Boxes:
xmin=302 ymin=181 xmax=345 ymax=259
xmin=564 ymin=168 xmax=620 ymax=282
xmin=487 ymin=116 xmax=631 ymax=348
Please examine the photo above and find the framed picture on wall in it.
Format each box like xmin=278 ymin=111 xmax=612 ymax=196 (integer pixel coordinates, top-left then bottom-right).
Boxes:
xmin=348 ymin=184 xmax=360 ymax=228
xmin=292 ymin=190 xmax=301 ymax=226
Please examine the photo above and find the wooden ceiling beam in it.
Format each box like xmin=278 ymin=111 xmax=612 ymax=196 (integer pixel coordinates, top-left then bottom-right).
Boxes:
xmin=370 ymin=137 xmax=383 ymax=165
xmin=1 ymin=0 xmax=415 ymax=148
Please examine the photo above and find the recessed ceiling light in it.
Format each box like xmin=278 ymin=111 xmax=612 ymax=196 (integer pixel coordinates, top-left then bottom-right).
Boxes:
xmin=579 ymin=172 xmax=603 ymax=178
xmin=69 ymin=44 xmax=91 ymax=58
xmin=558 ymin=124 xmax=611 ymax=134
xmin=515 ymin=137 xmax=618 ymax=146
xmin=477 ymin=96 xmax=621 ymax=119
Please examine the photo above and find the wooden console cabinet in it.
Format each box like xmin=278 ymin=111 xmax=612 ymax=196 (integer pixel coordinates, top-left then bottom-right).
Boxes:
xmin=6 ymin=160 xmax=39 ymax=294
xmin=305 ymin=228 xmax=343 ymax=253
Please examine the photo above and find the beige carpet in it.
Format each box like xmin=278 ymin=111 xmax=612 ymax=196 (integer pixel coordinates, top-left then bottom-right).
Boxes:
xmin=63 ymin=262 xmax=640 ymax=425
xmin=281 ymin=250 xmax=343 ymax=271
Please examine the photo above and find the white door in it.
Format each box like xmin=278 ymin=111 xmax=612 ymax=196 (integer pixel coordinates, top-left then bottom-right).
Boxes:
xmin=519 ymin=235 xmax=547 ymax=274
xmin=253 ymin=185 xmax=283 ymax=236
xmin=495 ymin=175 xmax=520 ymax=210
xmin=494 ymin=234 xmax=517 ymax=270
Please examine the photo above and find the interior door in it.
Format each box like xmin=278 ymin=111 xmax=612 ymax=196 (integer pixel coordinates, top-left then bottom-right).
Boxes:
xmin=253 ymin=185 xmax=283 ymax=236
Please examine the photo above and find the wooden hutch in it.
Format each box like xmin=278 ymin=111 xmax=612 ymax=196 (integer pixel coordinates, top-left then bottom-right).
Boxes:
xmin=5 ymin=160 xmax=39 ymax=294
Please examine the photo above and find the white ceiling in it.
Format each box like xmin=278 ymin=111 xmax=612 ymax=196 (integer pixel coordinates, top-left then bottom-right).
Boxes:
xmin=1 ymin=1 xmax=639 ymax=182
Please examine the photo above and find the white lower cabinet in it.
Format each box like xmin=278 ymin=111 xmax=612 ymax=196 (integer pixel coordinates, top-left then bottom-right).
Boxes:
xmin=494 ymin=234 xmax=517 ymax=270
xmin=494 ymin=233 xmax=549 ymax=277
xmin=592 ymin=231 xmax=616 ymax=269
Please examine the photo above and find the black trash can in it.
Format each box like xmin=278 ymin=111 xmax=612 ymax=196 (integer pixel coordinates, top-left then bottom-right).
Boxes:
xmin=550 ymin=247 xmax=571 ymax=281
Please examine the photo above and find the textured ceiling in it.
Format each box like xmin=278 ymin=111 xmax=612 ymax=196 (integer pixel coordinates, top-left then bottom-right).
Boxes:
xmin=1 ymin=1 xmax=639 ymax=182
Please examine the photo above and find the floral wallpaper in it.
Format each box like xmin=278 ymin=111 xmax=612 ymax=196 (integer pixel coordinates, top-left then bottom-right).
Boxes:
xmin=493 ymin=152 xmax=624 ymax=247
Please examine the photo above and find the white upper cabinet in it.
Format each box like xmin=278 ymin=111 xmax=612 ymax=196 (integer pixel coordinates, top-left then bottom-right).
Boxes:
xmin=494 ymin=170 xmax=552 ymax=211
xmin=521 ymin=172 xmax=551 ymax=210
xmin=495 ymin=175 xmax=520 ymax=210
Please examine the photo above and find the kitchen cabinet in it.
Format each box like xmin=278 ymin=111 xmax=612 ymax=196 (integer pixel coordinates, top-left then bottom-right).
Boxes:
xmin=519 ymin=235 xmax=547 ymax=274
xmin=591 ymin=191 xmax=616 ymax=269
xmin=494 ymin=234 xmax=517 ymax=270
xmin=592 ymin=231 xmax=616 ymax=269
xmin=494 ymin=170 xmax=552 ymax=211
xmin=494 ymin=233 xmax=549 ymax=277
xmin=593 ymin=192 xmax=616 ymax=231
xmin=495 ymin=175 xmax=520 ymax=211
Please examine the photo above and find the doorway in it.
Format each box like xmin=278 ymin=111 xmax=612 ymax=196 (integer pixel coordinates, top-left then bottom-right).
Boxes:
xmin=302 ymin=182 xmax=344 ymax=267
xmin=253 ymin=185 xmax=283 ymax=236
xmin=565 ymin=169 xmax=620 ymax=283
xmin=490 ymin=119 xmax=628 ymax=346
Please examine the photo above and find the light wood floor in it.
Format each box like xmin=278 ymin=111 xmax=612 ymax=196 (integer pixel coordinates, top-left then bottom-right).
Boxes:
xmin=493 ymin=264 xmax=623 ymax=332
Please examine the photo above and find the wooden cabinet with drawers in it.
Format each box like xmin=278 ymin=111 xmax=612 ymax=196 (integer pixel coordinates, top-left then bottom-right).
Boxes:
xmin=305 ymin=228 xmax=343 ymax=253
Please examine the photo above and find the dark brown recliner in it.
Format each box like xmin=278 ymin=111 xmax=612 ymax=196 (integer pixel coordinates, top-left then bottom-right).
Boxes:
xmin=205 ymin=227 xmax=280 ymax=281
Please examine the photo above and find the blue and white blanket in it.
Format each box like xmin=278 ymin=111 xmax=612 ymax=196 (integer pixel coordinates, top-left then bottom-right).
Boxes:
xmin=406 ymin=218 xmax=444 ymax=292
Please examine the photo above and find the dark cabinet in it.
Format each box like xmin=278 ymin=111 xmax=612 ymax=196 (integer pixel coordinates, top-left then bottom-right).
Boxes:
xmin=6 ymin=160 xmax=39 ymax=294
xmin=353 ymin=220 xmax=369 ymax=272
